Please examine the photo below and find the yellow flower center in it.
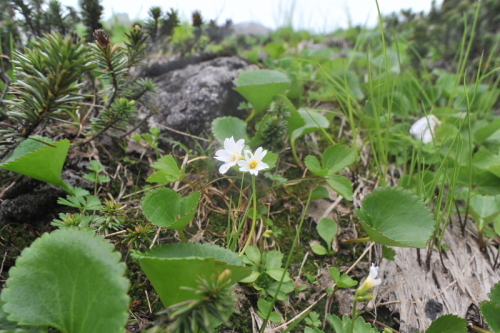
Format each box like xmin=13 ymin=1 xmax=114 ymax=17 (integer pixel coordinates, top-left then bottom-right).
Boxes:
xmin=249 ymin=160 xmax=258 ymax=169
xmin=231 ymin=153 xmax=240 ymax=162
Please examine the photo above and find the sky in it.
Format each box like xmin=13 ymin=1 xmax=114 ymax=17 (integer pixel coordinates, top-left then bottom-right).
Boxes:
xmin=59 ymin=0 xmax=443 ymax=32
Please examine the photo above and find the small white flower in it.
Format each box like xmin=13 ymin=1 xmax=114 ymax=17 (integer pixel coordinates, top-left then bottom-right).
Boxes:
xmin=355 ymin=263 xmax=382 ymax=300
xmin=365 ymin=263 xmax=382 ymax=288
xmin=238 ymin=147 xmax=269 ymax=176
xmin=409 ymin=115 xmax=441 ymax=144
xmin=215 ymin=137 xmax=245 ymax=174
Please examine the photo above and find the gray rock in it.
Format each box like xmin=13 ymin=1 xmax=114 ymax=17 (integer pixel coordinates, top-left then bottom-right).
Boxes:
xmin=0 ymin=170 xmax=92 ymax=224
xmin=144 ymin=56 xmax=258 ymax=146
xmin=232 ymin=21 xmax=272 ymax=36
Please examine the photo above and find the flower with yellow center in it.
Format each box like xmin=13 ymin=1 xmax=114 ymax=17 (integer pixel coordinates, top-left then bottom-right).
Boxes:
xmin=214 ymin=136 xmax=245 ymax=174
xmin=238 ymin=147 xmax=269 ymax=176
xmin=355 ymin=263 xmax=382 ymax=301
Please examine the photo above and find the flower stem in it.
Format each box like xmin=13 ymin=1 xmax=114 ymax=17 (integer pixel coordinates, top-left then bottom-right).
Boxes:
xmin=349 ymin=299 xmax=358 ymax=333
xmin=178 ymin=229 xmax=187 ymax=243
xmin=239 ymin=175 xmax=258 ymax=256
xmin=342 ymin=236 xmax=370 ymax=244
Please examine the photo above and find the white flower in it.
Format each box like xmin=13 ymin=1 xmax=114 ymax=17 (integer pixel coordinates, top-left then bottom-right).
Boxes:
xmin=238 ymin=147 xmax=269 ymax=176
xmin=215 ymin=137 xmax=245 ymax=174
xmin=364 ymin=263 xmax=382 ymax=288
xmin=355 ymin=263 xmax=382 ymax=299
xmin=409 ymin=115 xmax=441 ymax=144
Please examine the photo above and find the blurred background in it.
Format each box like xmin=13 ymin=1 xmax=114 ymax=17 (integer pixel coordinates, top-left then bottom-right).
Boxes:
xmin=58 ymin=0 xmax=444 ymax=32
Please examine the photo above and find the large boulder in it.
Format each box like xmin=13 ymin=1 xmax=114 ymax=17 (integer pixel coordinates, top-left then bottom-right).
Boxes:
xmin=142 ymin=56 xmax=257 ymax=146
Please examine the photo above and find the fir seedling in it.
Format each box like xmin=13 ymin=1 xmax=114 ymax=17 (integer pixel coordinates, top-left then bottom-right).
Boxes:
xmin=79 ymin=0 xmax=104 ymax=42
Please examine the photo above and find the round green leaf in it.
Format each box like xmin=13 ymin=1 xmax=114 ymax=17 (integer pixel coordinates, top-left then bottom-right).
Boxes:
xmin=481 ymin=301 xmax=500 ymax=333
xmin=235 ymin=70 xmax=290 ymax=113
xmin=169 ymin=191 xmax=201 ymax=230
xmin=211 ymin=116 xmax=248 ymax=144
xmin=317 ymin=217 xmax=338 ymax=251
xmin=142 ymin=188 xmax=181 ymax=227
xmin=425 ymin=314 xmax=467 ymax=333
xmin=291 ymin=109 xmax=330 ymax=143
xmin=322 ymin=144 xmax=356 ymax=174
xmin=132 ymin=243 xmax=250 ymax=308
xmin=325 ymin=175 xmax=353 ymax=201
xmin=1 ymin=228 xmax=129 ymax=333
xmin=355 ymin=187 xmax=436 ymax=248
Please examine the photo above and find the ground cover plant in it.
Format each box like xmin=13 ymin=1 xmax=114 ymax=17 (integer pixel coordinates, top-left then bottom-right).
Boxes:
xmin=0 ymin=0 xmax=500 ymax=332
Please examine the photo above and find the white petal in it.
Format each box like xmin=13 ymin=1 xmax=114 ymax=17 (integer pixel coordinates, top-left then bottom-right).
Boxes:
xmin=368 ymin=264 xmax=379 ymax=279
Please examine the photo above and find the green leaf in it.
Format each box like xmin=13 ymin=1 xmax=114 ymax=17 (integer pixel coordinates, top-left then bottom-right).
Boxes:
xmin=311 ymin=186 xmax=330 ymax=200
xmin=146 ymin=156 xmax=183 ymax=184
xmin=0 ymin=137 xmax=71 ymax=192
xmin=382 ymin=246 xmax=396 ymax=261
xmin=480 ymin=282 xmax=500 ymax=333
xmin=262 ymin=151 xmax=278 ymax=170
xmin=265 ymin=251 xmax=283 ymax=270
xmin=305 ymin=155 xmax=328 ymax=177
xmin=472 ymin=149 xmax=500 ymax=178
xmin=355 ymin=187 xmax=436 ymax=248
xmin=317 ymin=218 xmax=338 ymax=252
xmin=244 ymin=246 xmax=261 ymax=266
xmin=132 ymin=243 xmax=250 ymax=308
xmin=142 ymin=188 xmax=180 ymax=227
xmin=425 ymin=314 xmax=467 ymax=333
xmin=0 ymin=299 xmax=42 ymax=332
xmin=290 ymin=109 xmax=329 ymax=143
xmin=211 ymin=116 xmax=248 ymax=144
xmin=481 ymin=302 xmax=500 ymax=332
xmin=322 ymin=145 xmax=356 ymax=174
xmin=468 ymin=194 xmax=500 ymax=226
xmin=1 ymin=228 xmax=129 ymax=333
xmin=142 ymin=188 xmax=199 ymax=229
xmin=488 ymin=282 xmax=500 ymax=305
xmin=266 ymin=268 xmax=291 ymax=282
xmin=311 ymin=244 xmax=328 ymax=255
xmin=326 ymin=314 xmax=378 ymax=333
xmin=235 ymin=70 xmax=290 ymax=113
xmin=328 ymin=267 xmax=357 ymax=288
xmin=257 ymin=299 xmax=281 ymax=323
xmin=169 ymin=191 xmax=201 ymax=230
xmin=325 ymin=175 xmax=353 ymax=201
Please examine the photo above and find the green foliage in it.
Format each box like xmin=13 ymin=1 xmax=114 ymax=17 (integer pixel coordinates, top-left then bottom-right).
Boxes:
xmin=305 ymin=311 xmax=321 ymax=328
xmin=167 ymin=270 xmax=237 ymax=333
xmin=89 ymin=97 xmax=136 ymax=135
xmin=328 ymin=267 xmax=357 ymax=288
xmin=79 ymin=0 xmax=103 ymax=42
xmin=425 ymin=314 xmax=467 ymax=333
xmin=326 ymin=314 xmax=378 ymax=333
xmin=83 ymin=160 xmax=110 ymax=196
xmin=0 ymin=137 xmax=71 ymax=192
xmin=211 ymin=116 xmax=248 ymax=144
xmin=234 ymin=69 xmax=291 ymax=114
xmin=311 ymin=218 xmax=338 ymax=255
xmin=355 ymin=187 xmax=436 ymax=247
xmin=124 ymin=24 xmax=148 ymax=67
xmin=146 ymin=155 xmax=184 ymax=184
xmin=1 ymin=228 xmax=130 ymax=333
xmin=132 ymin=243 xmax=250 ymax=308
xmin=306 ymin=144 xmax=356 ymax=200
xmin=468 ymin=194 xmax=500 ymax=230
xmin=240 ymin=246 xmax=295 ymax=300
xmin=257 ymin=298 xmax=281 ymax=323
xmin=2 ymin=33 xmax=93 ymax=146
xmin=141 ymin=188 xmax=200 ymax=230
xmin=481 ymin=282 xmax=500 ymax=333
